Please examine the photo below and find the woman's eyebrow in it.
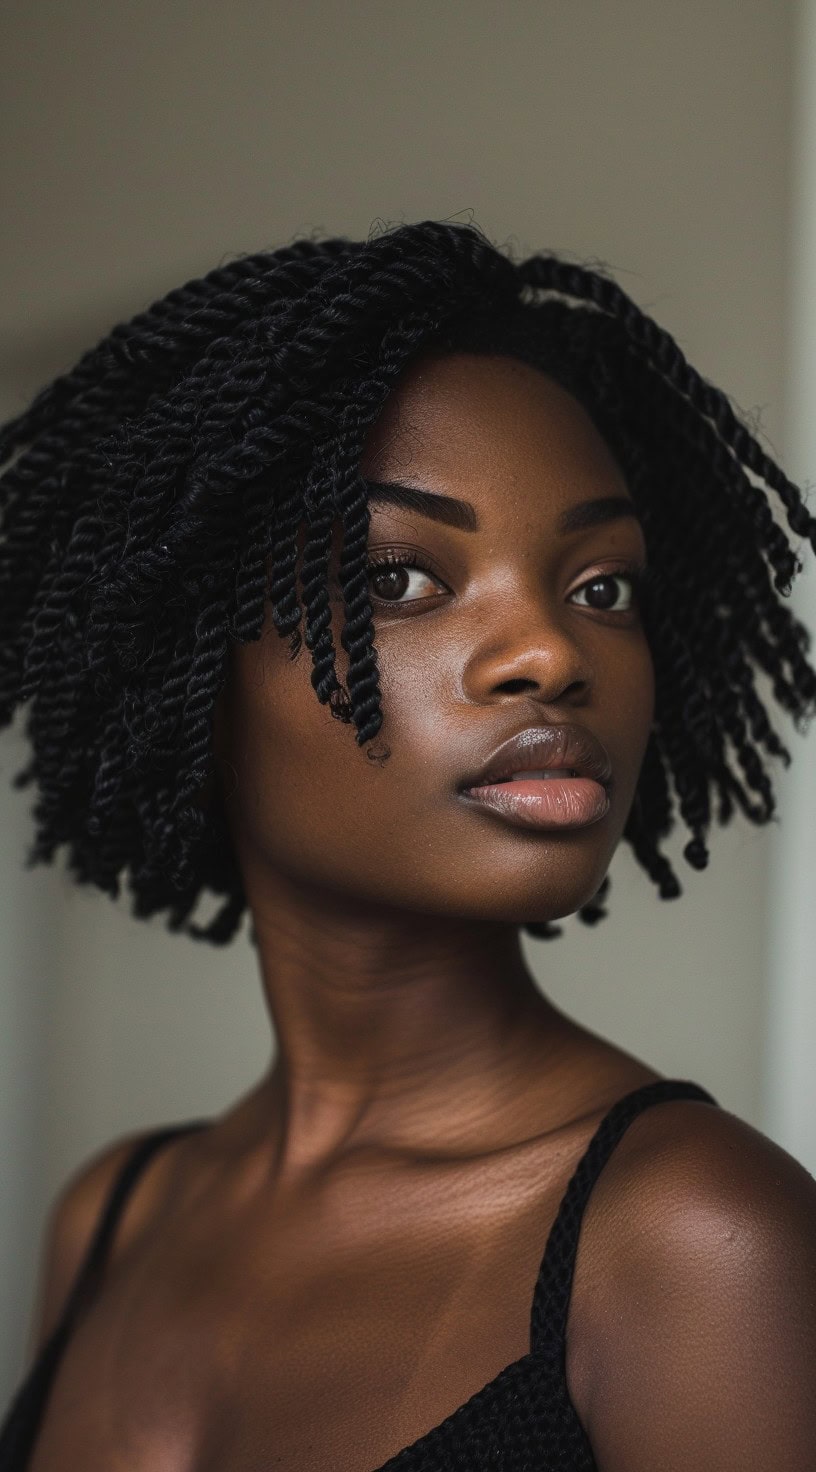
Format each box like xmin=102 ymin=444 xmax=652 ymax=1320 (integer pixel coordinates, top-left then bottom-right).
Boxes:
xmin=364 ymin=479 xmax=478 ymax=531
xmin=364 ymin=479 xmax=642 ymax=536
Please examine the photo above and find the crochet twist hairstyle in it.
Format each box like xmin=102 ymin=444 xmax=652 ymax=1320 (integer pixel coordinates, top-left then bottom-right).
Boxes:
xmin=2 ymin=219 xmax=815 ymax=945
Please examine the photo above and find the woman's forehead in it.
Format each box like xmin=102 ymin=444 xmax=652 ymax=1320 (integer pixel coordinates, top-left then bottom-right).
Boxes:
xmin=361 ymin=352 xmax=630 ymax=514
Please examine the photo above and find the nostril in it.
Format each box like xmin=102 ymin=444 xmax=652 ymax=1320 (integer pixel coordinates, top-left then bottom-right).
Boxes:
xmin=497 ymin=678 xmax=538 ymax=694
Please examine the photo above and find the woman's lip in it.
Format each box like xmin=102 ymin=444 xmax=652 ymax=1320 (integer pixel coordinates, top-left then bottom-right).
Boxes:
xmin=459 ymin=777 xmax=611 ymax=830
xmin=459 ymin=723 xmax=613 ymax=792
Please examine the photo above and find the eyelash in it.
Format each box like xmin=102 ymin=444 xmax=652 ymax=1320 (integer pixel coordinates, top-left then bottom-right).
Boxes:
xmin=365 ymin=550 xmax=648 ymax=614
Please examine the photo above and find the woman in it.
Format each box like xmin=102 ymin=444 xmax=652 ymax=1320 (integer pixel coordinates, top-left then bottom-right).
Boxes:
xmin=1 ymin=220 xmax=815 ymax=1470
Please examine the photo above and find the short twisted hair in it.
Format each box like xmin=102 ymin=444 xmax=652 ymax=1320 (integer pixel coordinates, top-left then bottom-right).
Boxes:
xmin=2 ymin=220 xmax=814 ymax=945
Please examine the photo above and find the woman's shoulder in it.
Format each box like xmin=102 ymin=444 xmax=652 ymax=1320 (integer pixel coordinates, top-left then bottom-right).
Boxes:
xmin=30 ymin=1123 xmax=188 ymax=1353
xmin=569 ymin=1094 xmax=816 ymax=1469
xmin=591 ymin=1089 xmax=816 ymax=1255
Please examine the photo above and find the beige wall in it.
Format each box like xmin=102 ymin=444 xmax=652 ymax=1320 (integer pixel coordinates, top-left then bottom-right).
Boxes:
xmin=0 ymin=0 xmax=799 ymax=1398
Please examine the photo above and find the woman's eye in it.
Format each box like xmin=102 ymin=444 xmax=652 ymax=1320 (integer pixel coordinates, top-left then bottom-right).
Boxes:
xmin=364 ymin=558 xmax=644 ymax=613
xmin=366 ymin=555 xmax=447 ymax=605
xmin=570 ymin=571 xmax=640 ymax=613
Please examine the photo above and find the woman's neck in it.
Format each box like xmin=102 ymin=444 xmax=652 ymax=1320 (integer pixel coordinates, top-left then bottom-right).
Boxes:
xmin=242 ymin=867 xmax=575 ymax=1177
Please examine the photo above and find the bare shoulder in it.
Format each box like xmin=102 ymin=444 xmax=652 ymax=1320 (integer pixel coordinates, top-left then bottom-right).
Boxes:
xmin=29 ymin=1129 xmax=159 ymax=1354
xmin=568 ymin=1097 xmax=816 ymax=1471
xmin=586 ymin=1095 xmax=816 ymax=1273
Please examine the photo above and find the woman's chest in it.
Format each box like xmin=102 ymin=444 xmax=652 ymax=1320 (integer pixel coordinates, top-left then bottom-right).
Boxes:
xmin=26 ymin=1200 xmax=550 ymax=1472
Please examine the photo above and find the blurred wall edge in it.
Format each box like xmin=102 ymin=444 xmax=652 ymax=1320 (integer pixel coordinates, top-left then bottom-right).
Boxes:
xmin=762 ymin=0 xmax=816 ymax=1176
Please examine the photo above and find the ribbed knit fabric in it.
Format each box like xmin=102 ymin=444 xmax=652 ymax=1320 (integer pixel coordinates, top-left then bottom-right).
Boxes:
xmin=0 ymin=1078 xmax=718 ymax=1469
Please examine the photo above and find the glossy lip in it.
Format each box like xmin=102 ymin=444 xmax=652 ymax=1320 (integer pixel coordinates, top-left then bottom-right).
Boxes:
xmin=456 ymin=723 xmax=613 ymax=792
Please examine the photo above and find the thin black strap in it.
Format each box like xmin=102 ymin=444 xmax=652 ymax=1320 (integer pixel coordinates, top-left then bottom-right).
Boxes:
xmin=0 ymin=1120 xmax=206 ymax=1470
xmin=66 ymin=1121 xmax=208 ymax=1319
xmin=530 ymin=1078 xmax=718 ymax=1353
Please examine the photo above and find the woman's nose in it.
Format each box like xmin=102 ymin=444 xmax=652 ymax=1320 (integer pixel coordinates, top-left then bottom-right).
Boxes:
xmin=460 ymin=596 xmax=593 ymax=706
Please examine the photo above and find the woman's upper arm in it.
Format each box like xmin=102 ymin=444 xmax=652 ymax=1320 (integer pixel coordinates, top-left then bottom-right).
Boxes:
xmin=26 ymin=1132 xmax=147 ymax=1359
xmin=575 ymin=1103 xmax=816 ymax=1471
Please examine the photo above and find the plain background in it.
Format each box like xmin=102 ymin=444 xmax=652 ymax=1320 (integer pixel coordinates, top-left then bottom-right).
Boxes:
xmin=1 ymin=0 xmax=814 ymax=1404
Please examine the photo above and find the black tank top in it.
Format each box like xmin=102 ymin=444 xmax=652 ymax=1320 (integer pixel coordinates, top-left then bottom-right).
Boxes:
xmin=0 ymin=1077 xmax=718 ymax=1470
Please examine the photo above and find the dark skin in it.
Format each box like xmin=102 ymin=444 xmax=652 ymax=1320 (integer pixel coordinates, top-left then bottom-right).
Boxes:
xmin=27 ymin=356 xmax=816 ymax=1471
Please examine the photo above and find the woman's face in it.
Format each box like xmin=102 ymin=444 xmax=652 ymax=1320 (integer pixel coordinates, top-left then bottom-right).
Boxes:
xmin=214 ymin=352 xmax=655 ymax=929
